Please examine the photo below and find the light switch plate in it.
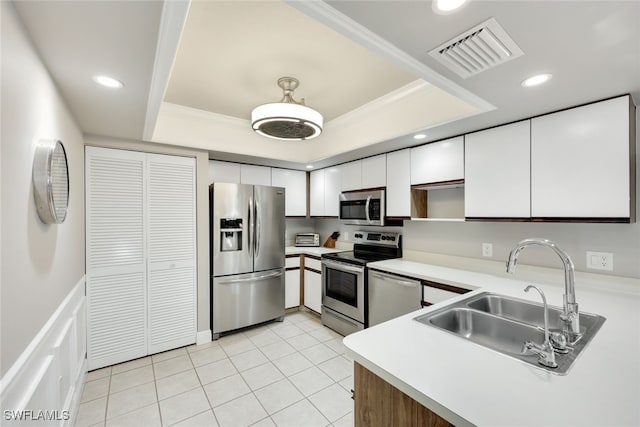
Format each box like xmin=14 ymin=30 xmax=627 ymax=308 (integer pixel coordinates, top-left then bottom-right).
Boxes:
xmin=586 ymin=251 xmax=613 ymax=271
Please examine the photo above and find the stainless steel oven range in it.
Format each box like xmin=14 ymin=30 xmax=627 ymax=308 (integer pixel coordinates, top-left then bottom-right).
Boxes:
xmin=321 ymin=231 xmax=402 ymax=336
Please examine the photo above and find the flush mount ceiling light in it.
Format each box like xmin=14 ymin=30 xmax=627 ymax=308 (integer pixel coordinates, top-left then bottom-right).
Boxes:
xmin=433 ymin=0 xmax=471 ymax=15
xmin=92 ymin=75 xmax=124 ymax=89
xmin=413 ymin=133 xmax=427 ymax=140
xmin=521 ymin=73 xmax=552 ymax=88
xmin=251 ymin=77 xmax=323 ymax=141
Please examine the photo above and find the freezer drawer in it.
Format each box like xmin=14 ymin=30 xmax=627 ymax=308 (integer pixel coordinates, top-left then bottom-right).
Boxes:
xmin=368 ymin=269 xmax=421 ymax=327
xmin=212 ymin=268 xmax=285 ymax=335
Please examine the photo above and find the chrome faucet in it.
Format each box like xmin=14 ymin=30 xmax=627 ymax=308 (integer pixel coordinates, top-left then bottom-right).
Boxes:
xmin=522 ymin=285 xmax=557 ymax=368
xmin=506 ymin=238 xmax=582 ymax=343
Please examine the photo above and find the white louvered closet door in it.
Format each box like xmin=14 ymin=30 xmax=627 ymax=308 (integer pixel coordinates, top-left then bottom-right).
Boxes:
xmin=86 ymin=147 xmax=147 ymax=370
xmin=146 ymin=153 xmax=197 ymax=354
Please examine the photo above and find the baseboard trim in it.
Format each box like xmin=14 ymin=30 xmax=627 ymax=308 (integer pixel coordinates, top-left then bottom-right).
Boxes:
xmin=0 ymin=276 xmax=86 ymax=423
xmin=196 ymin=329 xmax=212 ymax=345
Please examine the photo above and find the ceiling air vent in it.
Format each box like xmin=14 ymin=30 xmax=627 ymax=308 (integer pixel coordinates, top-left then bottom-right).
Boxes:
xmin=429 ymin=18 xmax=523 ymax=79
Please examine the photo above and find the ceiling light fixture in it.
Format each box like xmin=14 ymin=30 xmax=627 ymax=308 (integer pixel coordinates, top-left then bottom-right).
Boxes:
xmin=433 ymin=0 xmax=470 ymax=15
xmin=251 ymin=77 xmax=323 ymax=141
xmin=92 ymin=75 xmax=124 ymax=89
xmin=521 ymin=73 xmax=552 ymax=88
xmin=306 ymin=165 xmax=314 ymax=169
xmin=413 ymin=133 xmax=427 ymax=140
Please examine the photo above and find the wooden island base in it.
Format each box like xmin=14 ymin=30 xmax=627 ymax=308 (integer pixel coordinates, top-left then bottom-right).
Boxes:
xmin=354 ymin=362 xmax=453 ymax=427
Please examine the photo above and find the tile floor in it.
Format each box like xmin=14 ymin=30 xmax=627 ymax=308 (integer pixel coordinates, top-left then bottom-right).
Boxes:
xmin=76 ymin=311 xmax=354 ymax=427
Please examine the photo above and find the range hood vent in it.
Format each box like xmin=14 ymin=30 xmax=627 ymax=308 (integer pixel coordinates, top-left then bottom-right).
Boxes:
xmin=429 ymin=18 xmax=523 ymax=79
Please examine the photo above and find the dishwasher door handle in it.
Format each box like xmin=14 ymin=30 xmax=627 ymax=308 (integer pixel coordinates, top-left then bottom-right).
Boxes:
xmin=370 ymin=271 xmax=419 ymax=288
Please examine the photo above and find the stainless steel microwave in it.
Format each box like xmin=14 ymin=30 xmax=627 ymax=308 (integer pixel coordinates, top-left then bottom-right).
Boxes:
xmin=339 ymin=189 xmax=385 ymax=226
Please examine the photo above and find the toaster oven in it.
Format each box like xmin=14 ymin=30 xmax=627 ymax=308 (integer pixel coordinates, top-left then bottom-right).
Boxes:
xmin=295 ymin=233 xmax=320 ymax=247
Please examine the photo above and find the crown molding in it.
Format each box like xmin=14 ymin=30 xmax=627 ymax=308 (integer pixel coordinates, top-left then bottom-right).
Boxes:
xmin=143 ymin=0 xmax=191 ymax=141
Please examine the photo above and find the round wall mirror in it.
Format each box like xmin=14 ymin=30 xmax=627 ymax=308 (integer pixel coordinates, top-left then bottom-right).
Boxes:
xmin=32 ymin=139 xmax=69 ymax=224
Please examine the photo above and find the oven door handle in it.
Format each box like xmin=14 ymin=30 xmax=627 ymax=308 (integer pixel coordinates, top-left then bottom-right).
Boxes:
xmin=322 ymin=259 xmax=365 ymax=274
xmin=365 ymin=196 xmax=372 ymax=223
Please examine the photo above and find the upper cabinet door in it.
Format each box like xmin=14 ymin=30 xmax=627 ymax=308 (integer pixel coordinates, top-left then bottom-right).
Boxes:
xmin=324 ymin=166 xmax=341 ymax=217
xmin=340 ymin=160 xmax=362 ymax=192
xmin=531 ymin=96 xmax=633 ymax=219
xmin=386 ymin=150 xmax=410 ymax=217
xmin=361 ymin=154 xmax=386 ymax=189
xmin=410 ymin=136 xmax=464 ymax=185
xmin=271 ymin=168 xmax=307 ymax=216
xmin=240 ymin=164 xmax=271 ymax=186
xmin=465 ymin=121 xmax=531 ymax=218
xmin=209 ymin=160 xmax=240 ymax=184
xmin=309 ymin=169 xmax=325 ymax=217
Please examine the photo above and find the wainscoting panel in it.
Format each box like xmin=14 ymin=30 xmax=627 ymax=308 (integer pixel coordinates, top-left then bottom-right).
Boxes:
xmin=0 ymin=277 xmax=86 ymax=426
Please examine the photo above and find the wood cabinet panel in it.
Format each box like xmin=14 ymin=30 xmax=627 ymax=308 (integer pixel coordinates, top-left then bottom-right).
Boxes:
xmin=354 ymin=362 xmax=453 ymax=427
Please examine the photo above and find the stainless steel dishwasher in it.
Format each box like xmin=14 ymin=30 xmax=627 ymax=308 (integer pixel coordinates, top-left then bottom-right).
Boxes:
xmin=368 ymin=270 xmax=422 ymax=327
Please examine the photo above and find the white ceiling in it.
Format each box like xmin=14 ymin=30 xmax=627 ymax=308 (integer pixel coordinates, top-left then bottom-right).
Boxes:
xmin=11 ymin=0 xmax=640 ymax=170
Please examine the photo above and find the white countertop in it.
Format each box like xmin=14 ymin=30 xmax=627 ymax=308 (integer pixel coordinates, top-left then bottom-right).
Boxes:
xmin=345 ymin=258 xmax=640 ymax=426
xmin=285 ymin=246 xmax=346 ymax=256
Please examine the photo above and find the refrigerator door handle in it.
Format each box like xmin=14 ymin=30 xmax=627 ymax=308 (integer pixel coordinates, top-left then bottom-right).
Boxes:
xmin=248 ymin=197 xmax=253 ymax=258
xmin=216 ymin=270 xmax=283 ymax=284
xmin=254 ymin=197 xmax=260 ymax=258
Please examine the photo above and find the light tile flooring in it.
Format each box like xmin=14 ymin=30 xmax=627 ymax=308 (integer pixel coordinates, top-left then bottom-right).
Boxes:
xmin=76 ymin=311 xmax=354 ymax=427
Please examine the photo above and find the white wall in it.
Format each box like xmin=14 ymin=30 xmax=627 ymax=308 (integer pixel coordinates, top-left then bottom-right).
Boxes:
xmin=1 ymin=2 xmax=85 ymax=376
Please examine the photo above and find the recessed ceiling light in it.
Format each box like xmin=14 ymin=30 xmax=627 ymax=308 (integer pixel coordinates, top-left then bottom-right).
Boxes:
xmin=413 ymin=134 xmax=427 ymax=140
xmin=92 ymin=75 xmax=124 ymax=89
xmin=521 ymin=73 xmax=552 ymax=88
xmin=433 ymin=0 xmax=470 ymax=14
xmin=306 ymin=165 xmax=314 ymax=169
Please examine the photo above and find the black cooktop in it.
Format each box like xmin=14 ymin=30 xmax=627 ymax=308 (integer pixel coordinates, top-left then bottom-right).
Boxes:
xmin=322 ymin=250 xmax=400 ymax=266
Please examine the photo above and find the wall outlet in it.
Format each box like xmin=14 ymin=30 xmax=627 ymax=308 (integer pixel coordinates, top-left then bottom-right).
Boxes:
xmin=586 ymin=251 xmax=613 ymax=271
xmin=343 ymin=231 xmax=349 ymax=241
xmin=482 ymin=243 xmax=493 ymax=257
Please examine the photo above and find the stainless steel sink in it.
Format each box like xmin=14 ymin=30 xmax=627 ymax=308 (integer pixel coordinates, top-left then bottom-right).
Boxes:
xmin=414 ymin=292 xmax=606 ymax=374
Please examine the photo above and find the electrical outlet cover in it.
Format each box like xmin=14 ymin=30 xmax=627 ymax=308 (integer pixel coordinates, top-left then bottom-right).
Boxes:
xmin=586 ymin=251 xmax=613 ymax=271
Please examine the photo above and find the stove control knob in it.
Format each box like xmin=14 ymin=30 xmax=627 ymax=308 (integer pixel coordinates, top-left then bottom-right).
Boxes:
xmin=391 ymin=236 xmax=396 ymax=241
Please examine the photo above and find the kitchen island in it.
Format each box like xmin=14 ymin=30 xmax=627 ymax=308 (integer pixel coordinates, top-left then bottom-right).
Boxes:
xmin=344 ymin=258 xmax=640 ymax=426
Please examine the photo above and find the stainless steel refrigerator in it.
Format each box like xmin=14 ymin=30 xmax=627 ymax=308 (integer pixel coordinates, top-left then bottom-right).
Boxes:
xmin=210 ymin=183 xmax=285 ymax=339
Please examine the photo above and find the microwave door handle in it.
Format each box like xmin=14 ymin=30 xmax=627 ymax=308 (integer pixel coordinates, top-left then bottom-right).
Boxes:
xmin=365 ymin=196 xmax=372 ymax=223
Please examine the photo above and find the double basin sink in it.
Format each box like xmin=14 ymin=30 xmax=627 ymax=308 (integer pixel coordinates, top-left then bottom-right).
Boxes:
xmin=414 ymin=291 xmax=606 ymax=374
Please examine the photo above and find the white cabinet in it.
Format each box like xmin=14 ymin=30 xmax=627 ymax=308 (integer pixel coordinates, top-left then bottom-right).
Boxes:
xmin=272 ymin=168 xmax=307 ymax=216
xmin=338 ymin=155 xmax=386 ymax=192
xmin=324 ymin=167 xmax=341 ymax=217
xmin=386 ymin=149 xmax=411 ymax=217
xmin=410 ymin=136 xmax=464 ymax=185
xmin=310 ymin=169 xmax=325 ymax=216
xmin=209 ymin=160 xmax=240 ymax=184
xmin=285 ymin=268 xmax=301 ymax=309
xmin=465 ymin=121 xmax=531 ymax=218
xmin=340 ymin=160 xmax=362 ymax=191
xmin=304 ymin=269 xmax=322 ymax=313
xmin=241 ymin=164 xmax=271 ymax=186
xmin=531 ymin=96 xmax=633 ymax=219
xmin=86 ymin=147 xmax=196 ymax=370
xmin=310 ymin=167 xmax=340 ymax=217
xmin=361 ymin=154 xmax=386 ymax=189
xmin=422 ymin=281 xmax=471 ymax=306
